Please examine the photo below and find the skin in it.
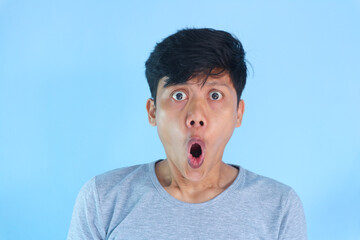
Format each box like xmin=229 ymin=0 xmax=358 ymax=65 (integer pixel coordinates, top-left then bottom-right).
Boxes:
xmin=146 ymin=72 xmax=245 ymax=203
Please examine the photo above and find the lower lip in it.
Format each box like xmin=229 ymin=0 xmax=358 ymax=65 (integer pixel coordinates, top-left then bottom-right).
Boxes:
xmin=187 ymin=140 xmax=205 ymax=169
xmin=188 ymin=155 xmax=204 ymax=169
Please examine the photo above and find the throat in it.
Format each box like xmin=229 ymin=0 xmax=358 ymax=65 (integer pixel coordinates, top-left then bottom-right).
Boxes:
xmin=165 ymin=177 xmax=225 ymax=203
xmin=155 ymin=160 xmax=239 ymax=203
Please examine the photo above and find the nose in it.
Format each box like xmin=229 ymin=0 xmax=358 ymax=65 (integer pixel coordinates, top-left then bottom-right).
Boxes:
xmin=185 ymin=99 xmax=206 ymax=128
xmin=188 ymin=120 xmax=204 ymax=127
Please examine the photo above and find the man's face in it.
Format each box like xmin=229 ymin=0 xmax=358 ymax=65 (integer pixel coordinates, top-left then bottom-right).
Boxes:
xmin=146 ymin=73 xmax=244 ymax=182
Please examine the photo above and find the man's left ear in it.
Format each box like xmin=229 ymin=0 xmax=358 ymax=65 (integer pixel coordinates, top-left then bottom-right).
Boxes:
xmin=236 ymin=99 xmax=245 ymax=128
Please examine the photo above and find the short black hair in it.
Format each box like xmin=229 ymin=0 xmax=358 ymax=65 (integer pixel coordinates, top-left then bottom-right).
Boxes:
xmin=145 ymin=28 xmax=247 ymax=104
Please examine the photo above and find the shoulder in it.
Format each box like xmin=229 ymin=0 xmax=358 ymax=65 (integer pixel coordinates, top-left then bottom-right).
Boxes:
xmin=236 ymin=167 xmax=307 ymax=239
xmin=242 ymin=168 xmax=291 ymax=192
xmin=95 ymin=163 xmax=149 ymax=185
xmin=240 ymin=170 xmax=308 ymax=239
xmin=76 ymin=162 xmax=153 ymax=201
xmin=75 ymin=162 xmax=156 ymax=218
xmin=239 ymin=167 xmax=302 ymax=207
xmin=92 ymin=162 xmax=152 ymax=196
xmin=68 ymin=163 xmax=155 ymax=239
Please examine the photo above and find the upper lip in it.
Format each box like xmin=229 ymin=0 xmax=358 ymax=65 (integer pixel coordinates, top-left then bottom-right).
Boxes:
xmin=187 ymin=137 xmax=206 ymax=153
xmin=187 ymin=135 xmax=204 ymax=144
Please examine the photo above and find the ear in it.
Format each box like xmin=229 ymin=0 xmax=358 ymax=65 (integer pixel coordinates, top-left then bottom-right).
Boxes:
xmin=146 ymin=98 xmax=157 ymax=126
xmin=236 ymin=99 xmax=245 ymax=128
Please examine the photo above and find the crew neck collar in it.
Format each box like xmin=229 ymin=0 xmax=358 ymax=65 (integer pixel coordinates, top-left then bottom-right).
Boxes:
xmin=148 ymin=160 xmax=245 ymax=208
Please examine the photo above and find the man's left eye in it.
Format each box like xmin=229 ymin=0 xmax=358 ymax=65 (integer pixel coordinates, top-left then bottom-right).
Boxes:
xmin=209 ymin=91 xmax=222 ymax=100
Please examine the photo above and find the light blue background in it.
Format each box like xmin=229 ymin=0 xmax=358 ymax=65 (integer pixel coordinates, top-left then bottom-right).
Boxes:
xmin=1 ymin=0 xmax=359 ymax=239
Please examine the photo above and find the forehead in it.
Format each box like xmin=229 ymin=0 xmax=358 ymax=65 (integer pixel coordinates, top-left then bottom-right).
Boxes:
xmin=159 ymin=72 xmax=234 ymax=89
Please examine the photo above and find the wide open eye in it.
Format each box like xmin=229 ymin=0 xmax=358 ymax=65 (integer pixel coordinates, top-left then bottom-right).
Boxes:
xmin=209 ymin=91 xmax=223 ymax=100
xmin=172 ymin=91 xmax=187 ymax=101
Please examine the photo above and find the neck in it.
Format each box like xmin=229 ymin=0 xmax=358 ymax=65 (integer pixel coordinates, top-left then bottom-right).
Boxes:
xmin=155 ymin=159 xmax=238 ymax=203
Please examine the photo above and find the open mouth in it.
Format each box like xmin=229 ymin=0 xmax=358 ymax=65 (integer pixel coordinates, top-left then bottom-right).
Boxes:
xmin=190 ymin=143 xmax=202 ymax=158
xmin=187 ymin=139 xmax=205 ymax=169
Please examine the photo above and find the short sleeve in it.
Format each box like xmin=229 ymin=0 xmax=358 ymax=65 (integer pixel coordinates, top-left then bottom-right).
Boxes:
xmin=67 ymin=177 xmax=106 ymax=240
xmin=278 ymin=189 xmax=307 ymax=240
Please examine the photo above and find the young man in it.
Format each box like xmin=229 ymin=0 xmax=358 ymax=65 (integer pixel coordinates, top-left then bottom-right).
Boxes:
xmin=68 ymin=28 xmax=307 ymax=239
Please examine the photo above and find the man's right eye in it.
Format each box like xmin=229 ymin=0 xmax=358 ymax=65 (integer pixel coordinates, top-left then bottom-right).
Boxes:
xmin=172 ymin=91 xmax=187 ymax=101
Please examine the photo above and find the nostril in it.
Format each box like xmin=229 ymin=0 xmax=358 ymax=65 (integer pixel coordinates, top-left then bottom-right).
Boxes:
xmin=190 ymin=120 xmax=195 ymax=126
xmin=200 ymin=121 xmax=204 ymax=126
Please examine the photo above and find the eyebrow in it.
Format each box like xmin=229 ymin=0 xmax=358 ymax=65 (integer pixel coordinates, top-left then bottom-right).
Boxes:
xmin=203 ymin=81 xmax=230 ymax=87
xmin=198 ymin=80 xmax=233 ymax=92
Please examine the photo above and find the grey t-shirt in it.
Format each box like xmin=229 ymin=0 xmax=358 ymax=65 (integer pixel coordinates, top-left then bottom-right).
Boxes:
xmin=67 ymin=161 xmax=307 ymax=240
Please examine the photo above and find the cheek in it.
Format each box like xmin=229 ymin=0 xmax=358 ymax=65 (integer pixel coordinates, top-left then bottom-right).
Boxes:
xmin=156 ymin=109 xmax=184 ymax=142
xmin=156 ymin=99 xmax=187 ymax=123
xmin=210 ymin=101 xmax=238 ymax=124
xmin=209 ymin=107 xmax=237 ymax=143
xmin=209 ymin=122 xmax=235 ymax=155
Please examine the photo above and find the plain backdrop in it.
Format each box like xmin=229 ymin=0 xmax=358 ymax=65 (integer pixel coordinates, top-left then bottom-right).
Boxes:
xmin=0 ymin=0 xmax=359 ymax=239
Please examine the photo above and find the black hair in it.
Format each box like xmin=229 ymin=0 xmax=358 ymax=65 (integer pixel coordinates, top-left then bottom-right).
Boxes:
xmin=145 ymin=28 xmax=247 ymax=104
